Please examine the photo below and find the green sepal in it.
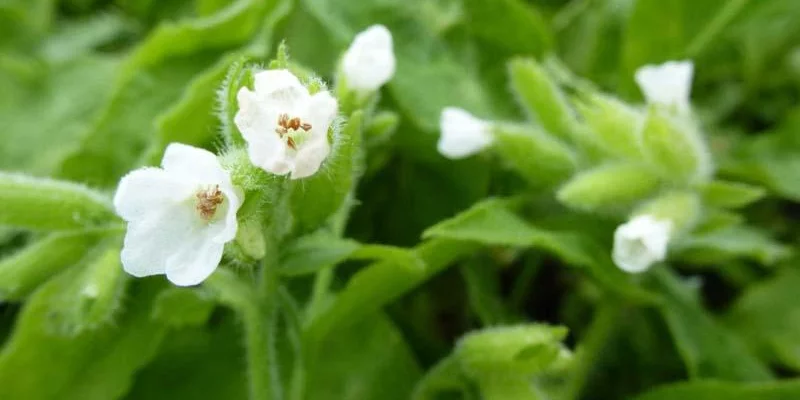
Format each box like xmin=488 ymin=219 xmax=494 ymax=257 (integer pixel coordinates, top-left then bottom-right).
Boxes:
xmin=556 ymin=163 xmax=660 ymax=212
xmin=640 ymin=108 xmax=712 ymax=184
xmin=493 ymin=123 xmax=577 ymax=187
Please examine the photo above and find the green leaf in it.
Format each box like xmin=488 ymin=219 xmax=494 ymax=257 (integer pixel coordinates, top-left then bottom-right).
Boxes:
xmin=675 ymin=225 xmax=791 ymax=266
xmin=305 ymin=239 xmax=475 ymax=345
xmin=0 ymin=172 xmax=115 ymax=231
xmin=306 ymin=314 xmax=423 ymax=400
xmin=721 ymin=128 xmax=800 ymax=202
xmin=46 ymin=242 xmax=128 ymax=334
xmin=556 ymin=163 xmax=661 ymax=212
xmin=726 ymin=269 xmax=800 ymax=371
xmin=508 ymin=57 xmax=578 ymax=141
xmin=698 ymin=180 xmax=766 ymax=209
xmin=463 ymin=0 xmax=552 ymax=56
xmin=123 ymin=314 xmax=248 ymax=400
xmin=59 ymin=0 xmax=278 ymax=186
xmin=290 ymin=111 xmax=363 ymax=234
xmin=649 ymin=268 xmax=773 ymax=382
xmin=639 ymin=109 xmax=711 ymax=184
xmin=493 ymin=124 xmax=577 ymax=187
xmin=0 ymin=280 xmax=169 ymax=400
xmin=0 ymin=232 xmax=101 ymax=301
xmin=152 ymin=287 xmax=216 ymax=327
xmin=422 ymin=199 xmax=656 ymax=303
xmin=634 ymin=379 xmax=800 ymax=400
xmin=279 ymin=233 xmax=361 ymax=276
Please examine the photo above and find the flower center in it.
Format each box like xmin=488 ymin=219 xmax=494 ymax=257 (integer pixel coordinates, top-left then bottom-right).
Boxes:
xmin=275 ymin=113 xmax=312 ymax=150
xmin=195 ymin=185 xmax=224 ymax=221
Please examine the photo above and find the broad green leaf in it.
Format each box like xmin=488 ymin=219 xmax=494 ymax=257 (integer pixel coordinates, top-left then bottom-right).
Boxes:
xmin=649 ymin=268 xmax=773 ymax=382
xmin=0 ymin=172 xmax=115 ymax=231
xmin=726 ymin=269 xmax=800 ymax=370
xmin=46 ymin=243 xmax=127 ymax=334
xmin=634 ymin=379 xmax=800 ymax=400
xmin=675 ymin=225 xmax=790 ymax=266
xmin=721 ymin=128 xmax=800 ymax=202
xmin=0 ymin=279 xmax=168 ymax=400
xmin=0 ymin=232 xmax=101 ymax=301
xmin=306 ymin=314 xmax=422 ymax=400
xmin=123 ymin=314 xmax=248 ymax=400
xmin=493 ymin=124 xmax=577 ymax=187
xmin=508 ymin=57 xmax=578 ymax=141
xmin=279 ymin=233 xmax=361 ymax=276
xmin=0 ymin=55 xmax=119 ymax=174
xmin=557 ymin=163 xmax=661 ymax=212
xmin=305 ymin=239 xmax=475 ymax=345
xmin=462 ymin=0 xmax=552 ymax=56
xmin=59 ymin=0 xmax=278 ymax=186
xmin=152 ymin=287 xmax=216 ymax=327
xmin=422 ymin=198 xmax=656 ymax=303
xmin=698 ymin=180 xmax=766 ymax=209
xmin=290 ymin=111 xmax=363 ymax=234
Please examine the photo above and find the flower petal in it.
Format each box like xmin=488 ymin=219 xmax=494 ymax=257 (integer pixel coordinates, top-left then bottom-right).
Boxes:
xmin=113 ymin=167 xmax=191 ymax=222
xmin=291 ymin=139 xmax=330 ymax=179
xmin=254 ymin=69 xmax=309 ymax=107
xmin=342 ymin=24 xmax=396 ymax=91
xmin=634 ymin=60 xmax=694 ymax=113
xmin=120 ymin=205 xmax=198 ymax=278
xmin=165 ymin=238 xmax=225 ymax=286
xmin=437 ymin=107 xmax=493 ymax=159
xmin=161 ymin=143 xmax=228 ymax=184
xmin=612 ymin=215 xmax=672 ymax=273
xmin=208 ymin=186 xmax=242 ymax=243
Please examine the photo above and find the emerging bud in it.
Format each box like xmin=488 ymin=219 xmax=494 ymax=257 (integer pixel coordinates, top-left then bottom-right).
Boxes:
xmin=612 ymin=215 xmax=672 ymax=273
xmin=437 ymin=107 xmax=493 ymax=159
xmin=634 ymin=60 xmax=694 ymax=114
xmin=341 ymin=25 xmax=396 ymax=92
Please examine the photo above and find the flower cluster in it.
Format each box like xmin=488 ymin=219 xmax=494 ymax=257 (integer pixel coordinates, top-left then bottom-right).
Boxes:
xmin=436 ymin=60 xmax=697 ymax=274
xmin=114 ymin=26 xmax=395 ymax=286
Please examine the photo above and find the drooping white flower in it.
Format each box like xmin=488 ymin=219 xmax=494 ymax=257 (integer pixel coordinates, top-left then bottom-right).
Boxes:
xmin=612 ymin=215 xmax=672 ymax=273
xmin=234 ymin=69 xmax=338 ymax=179
xmin=341 ymin=24 xmax=396 ymax=92
xmin=437 ymin=107 xmax=494 ymax=159
xmin=634 ymin=60 xmax=694 ymax=113
xmin=114 ymin=143 xmax=242 ymax=286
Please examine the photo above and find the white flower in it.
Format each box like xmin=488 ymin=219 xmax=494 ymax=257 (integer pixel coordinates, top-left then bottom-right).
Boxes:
xmin=114 ymin=143 xmax=242 ymax=286
xmin=634 ymin=60 xmax=694 ymax=113
xmin=234 ymin=69 xmax=338 ymax=179
xmin=612 ymin=215 xmax=672 ymax=273
xmin=342 ymin=24 xmax=396 ymax=92
xmin=437 ymin=107 xmax=494 ymax=159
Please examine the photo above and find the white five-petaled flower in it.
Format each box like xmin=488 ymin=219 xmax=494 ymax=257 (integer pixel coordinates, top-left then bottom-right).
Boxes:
xmin=634 ymin=60 xmax=694 ymax=114
xmin=342 ymin=24 xmax=396 ymax=92
xmin=235 ymin=69 xmax=338 ymax=179
xmin=612 ymin=215 xmax=673 ymax=274
xmin=437 ymin=107 xmax=494 ymax=159
xmin=114 ymin=143 xmax=242 ymax=286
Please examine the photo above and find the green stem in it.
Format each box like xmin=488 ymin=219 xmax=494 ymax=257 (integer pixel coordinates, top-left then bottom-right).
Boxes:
xmin=242 ymin=302 xmax=276 ymax=400
xmin=564 ymin=302 xmax=620 ymax=400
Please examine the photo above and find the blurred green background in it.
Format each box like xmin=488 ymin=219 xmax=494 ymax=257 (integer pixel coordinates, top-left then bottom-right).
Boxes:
xmin=1 ymin=0 xmax=800 ymax=399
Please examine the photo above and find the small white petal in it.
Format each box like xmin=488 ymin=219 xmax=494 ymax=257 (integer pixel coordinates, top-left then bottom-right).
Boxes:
xmin=162 ymin=143 xmax=229 ymax=184
xmin=165 ymin=237 xmax=225 ymax=287
xmin=634 ymin=60 xmax=694 ymax=113
xmin=113 ymin=168 xmax=191 ymax=221
xmin=120 ymin=205 xmax=198 ymax=278
xmin=254 ymin=69 xmax=308 ymax=107
xmin=291 ymin=140 xmax=330 ymax=179
xmin=612 ymin=215 xmax=672 ymax=273
xmin=437 ymin=107 xmax=494 ymax=159
xmin=342 ymin=24 xmax=396 ymax=92
xmin=235 ymin=88 xmax=290 ymax=175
